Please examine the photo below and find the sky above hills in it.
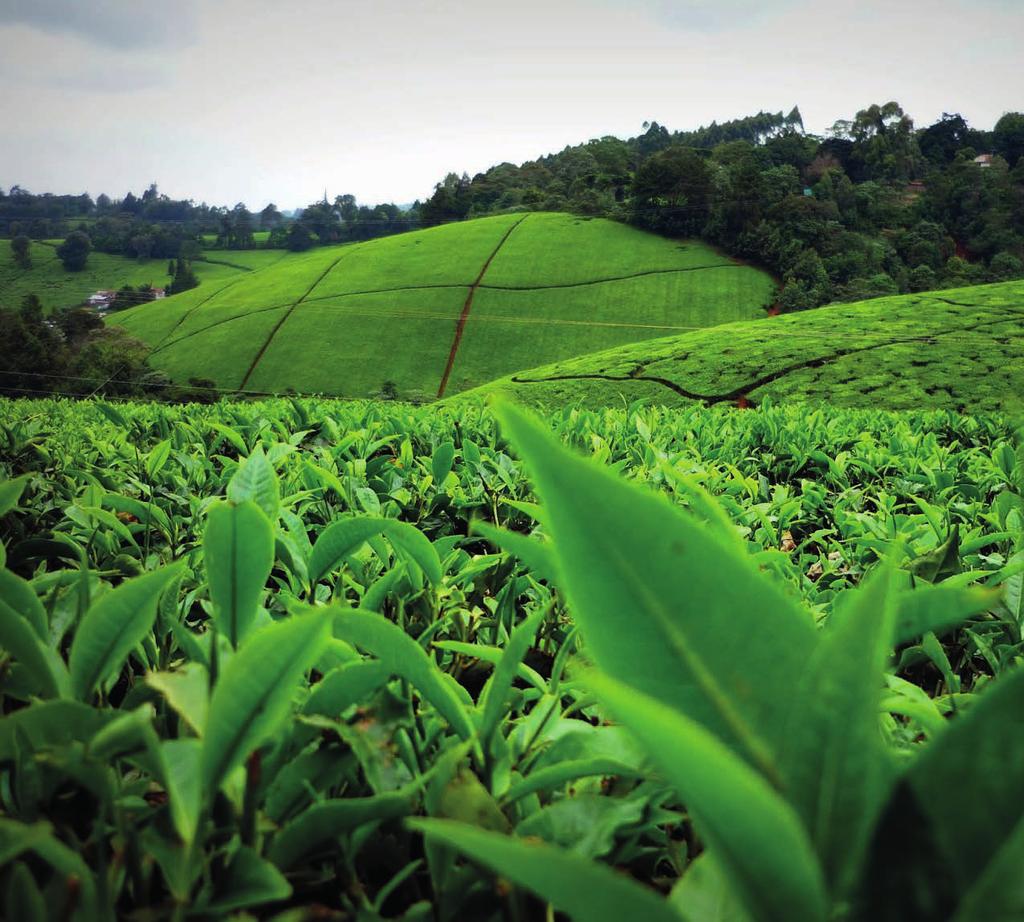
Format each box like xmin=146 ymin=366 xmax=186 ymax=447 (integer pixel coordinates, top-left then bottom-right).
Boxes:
xmin=0 ymin=0 xmax=1021 ymax=211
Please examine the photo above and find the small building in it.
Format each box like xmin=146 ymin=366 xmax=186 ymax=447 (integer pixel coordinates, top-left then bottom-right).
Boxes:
xmin=974 ymin=154 xmax=994 ymax=168
xmin=152 ymin=287 xmax=166 ymax=299
xmin=87 ymin=290 xmax=117 ymax=309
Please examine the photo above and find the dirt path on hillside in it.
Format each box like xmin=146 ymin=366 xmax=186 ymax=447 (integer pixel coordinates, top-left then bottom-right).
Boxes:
xmin=239 ymin=250 xmax=352 ymax=389
xmin=436 ymin=215 xmax=529 ymax=397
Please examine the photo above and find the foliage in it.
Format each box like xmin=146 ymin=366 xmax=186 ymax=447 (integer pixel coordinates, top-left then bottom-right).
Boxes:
xmin=167 ymin=259 xmax=199 ymax=296
xmin=0 ymin=297 xmax=152 ymax=398
xmin=56 ymin=231 xmax=92 ymax=272
xmin=10 ymin=235 xmax=31 ymax=270
xmin=0 ymin=394 xmax=1022 ymax=919
xmin=464 ymin=278 xmax=1024 ymax=415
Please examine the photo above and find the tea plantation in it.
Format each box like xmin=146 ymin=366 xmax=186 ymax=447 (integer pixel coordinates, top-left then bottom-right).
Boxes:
xmin=465 ymin=279 xmax=1024 ymax=415
xmin=1 ymin=395 xmax=1023 ymax=921
xmin=111 ymin=213 xmax=777 ymax=399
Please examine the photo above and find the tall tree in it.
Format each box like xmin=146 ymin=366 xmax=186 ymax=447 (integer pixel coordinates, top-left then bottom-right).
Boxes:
xmin=10 ymin=234 xmax=31 ymax=269
xmin=56 ymin=230 xmax=91 ymax=271
xmin=993 ymin=112 xmax=1024 ymax=166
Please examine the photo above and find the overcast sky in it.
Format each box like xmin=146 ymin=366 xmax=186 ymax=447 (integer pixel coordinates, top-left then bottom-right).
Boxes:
xmin=0 ymin=0 xmax=1021 ymax=210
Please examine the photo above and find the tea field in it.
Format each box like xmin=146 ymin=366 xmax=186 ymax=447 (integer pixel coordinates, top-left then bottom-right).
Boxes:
xmin=111 ymin=213 xmax=777 ymax=400
xmin=464 ymin=279 xmax=1024 ymax=415
xmin=2 ymin=395 xmax=1023 ymax=920
xmin=0 ymin=242 xmax=253 ymax=314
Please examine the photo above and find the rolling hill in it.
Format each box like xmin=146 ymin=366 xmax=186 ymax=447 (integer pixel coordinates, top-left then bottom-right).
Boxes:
xmin=0 ymin=240 xmax=259 ymax=313
xmin=458 ymin=280 xmax=1024 ymax=414
xmin=111 ymin=212 xmax=777 ymax=398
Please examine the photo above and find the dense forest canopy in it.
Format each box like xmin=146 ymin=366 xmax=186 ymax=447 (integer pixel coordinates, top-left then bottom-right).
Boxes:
xmin=2 ymin=103 xmax=1023 ymax=309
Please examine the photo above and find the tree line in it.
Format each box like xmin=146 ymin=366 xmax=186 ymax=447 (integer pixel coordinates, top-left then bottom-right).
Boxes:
xmin=415 ymin=105 xmax=1024 ymax=308
xmin=4 ymin=104 xmax=1023 ymax=314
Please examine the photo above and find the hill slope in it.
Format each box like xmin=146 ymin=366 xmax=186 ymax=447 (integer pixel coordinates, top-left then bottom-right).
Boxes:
xmin=112 ymin=213 xmax=776 ymax=398
xmin=0 ymin=241 xmax=254 ymax=313
xmin=458 ymin=281 xmax=1024 ymax=414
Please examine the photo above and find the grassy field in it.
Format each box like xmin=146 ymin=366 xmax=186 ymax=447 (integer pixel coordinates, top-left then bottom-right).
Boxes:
xmin=2 ymin=395 xmax=1022 ymax=919
xmin=459 ymin=280 xmax=1024 ymax=414
xmin=0 ymin=240 xmax=249 ymax=313
xmin=112 ymin=212 xmax=776 ymax=397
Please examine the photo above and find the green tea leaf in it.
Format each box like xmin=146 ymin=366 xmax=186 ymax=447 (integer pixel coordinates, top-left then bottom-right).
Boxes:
xmin=147 ymin=663 xmax=210 ymax=736
xmin=779 ymin=564 xmax=897 ymax=892
xmin=587 ymin=671 xmax=827 ymax=922
xmin=895 ymin=582 xmax=1001 ymax=644
xmin=0 ymin=475 xmax=31 ymax=517
xmin=227 ymin=444 xmax=280 ymax=521
xmin=202 ymin=612 xmax=330 ymax=795
xmin=494 ymin=400 xmax=817 ymax=772
xmin=204 ymin=500 xmax=274 ymax=647
xmin=410 ymin=818 xmax=682 ymax=922
xmin=431 ymin=440 xmax=456 ymax=485
xmin=907 ymin=666 xmax=1024 ymax=900
xmin=479 ymin=606 xmax=547 ymax=747
xmin=69 ymin=566 xmax=181 ymax=700
xmin=146 ymin=438 xmax=172 ymax=479
xmin=270 ymin=791 xmax=416 ymax=868
xmin=669 ymin=854 xmax=752 ymax=922
xmin=309 ymin=517 xmax=441 ymax=587
xmin=203 ymin=846 xmax=291 ymax=914
xmin=331 ymin=608 xmax=474 ymax=741
xmin=0 ymin=597 xmax=68 ymax=699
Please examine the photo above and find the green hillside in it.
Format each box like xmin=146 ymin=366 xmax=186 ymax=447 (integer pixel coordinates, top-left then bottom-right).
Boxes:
xmin=0 ymin=241 xmax=251 ymax=313
xmin=111 ymin=212 xmax=777 ymax=398
xmin=460 ymin=280 xmax=1024 ymax=414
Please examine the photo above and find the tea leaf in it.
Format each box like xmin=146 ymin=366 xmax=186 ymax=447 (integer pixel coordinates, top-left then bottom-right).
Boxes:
xmin=202 ymin=611 xmax=330 ymax=795
xmin=69 ymin=566 xmax=182 ymax=700
xmin=204 ymin=500 xmax=274 ymax=647
xmin=494 ymin=400 xmax=817 ymax=771
xmin=410 ymin=818 xmax=682 ymax=922
xmin=587 ymin=671 xmax=827 ymax=922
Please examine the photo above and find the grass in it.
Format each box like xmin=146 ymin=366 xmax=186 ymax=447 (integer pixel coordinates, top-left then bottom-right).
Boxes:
xmin=457 ymin=280 xmax=1024 ymax=414
xmin=0 ymin=240 xmax=249 ymax=313
xmin=112 ymin=212 xmax=775 ymax=397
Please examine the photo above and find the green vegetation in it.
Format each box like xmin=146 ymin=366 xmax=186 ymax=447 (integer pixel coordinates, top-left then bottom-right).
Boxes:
xmin=464 ymin=279 xmax=1024 ymax=414
xmin=113 ymin=213 xmax=776 ymax=398
xmin=2 ymin=395 xmax=1023 ymax=919
xmin=420 ymin=105 xmax=1024 ymax=307
xmin=0 ymin=241 xmax=249 ymax=314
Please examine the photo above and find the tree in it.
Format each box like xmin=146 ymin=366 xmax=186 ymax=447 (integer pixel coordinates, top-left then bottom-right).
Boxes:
xmin=11 ymin=234 xmax=31 ymax=269
xmin=259 ymin=203 xmax=283 ymax=230
xmin=56 ymin=230 xmax=91 ymax=271
xmin=993 ymin=112 xmax=1024 ymax=167
xmin=285 ymin=222 xmax=315 ymax=252
xmin=0 ymin=294 xmax=66 ymax=396
xmin=918 ymin=113 xmax=986 ymax=165
xmin=19 ymin=293 xmax=43 ymax=325
xmin=990 ymin=251 xmax=1024 ymax=280
xmin=631 ymin=147 xmax=713 ymax=236
xmin=167 ymin=258 xmax=199 ymax=294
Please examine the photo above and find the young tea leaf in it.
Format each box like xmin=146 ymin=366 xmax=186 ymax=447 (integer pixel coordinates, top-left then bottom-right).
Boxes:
xmin=68 ymin=565 xmax=181 ymax=700
xmin=202 ymin=611 xmax=330 ymax=795
xmin=204 ymin=500 xmax=274 ymax=647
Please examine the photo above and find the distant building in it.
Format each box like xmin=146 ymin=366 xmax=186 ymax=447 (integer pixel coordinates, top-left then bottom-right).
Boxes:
xmin=974 ymin=153 xmax=994 ymax=168
xmin=87 ymin=290 xmax=117 ymax=309
xmin=152 ymin=288 xmax=166 ymax=299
